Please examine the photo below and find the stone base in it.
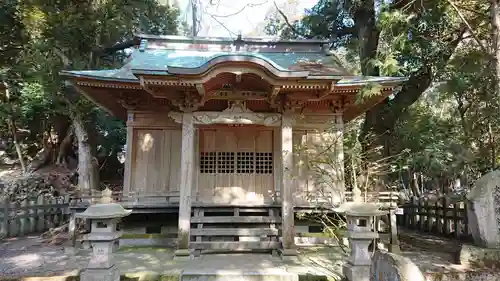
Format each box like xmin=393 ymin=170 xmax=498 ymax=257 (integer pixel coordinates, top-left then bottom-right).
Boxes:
xmin=174 ymin=249 xmax=191 ymax=260
xmin=388 ymin=243 xmax=401 ymax=253
xmin=459 ymin=244 xmax=500 ymax=267
xmin=342 ymin=264 xmax=370 ymax=281
xmin=81 ymin=265 xmax=120 ymax=281
xmin=64 ymin=246 xmax=79 ymax=255
xmin=280 ymin=249 xmax=299 ymax=262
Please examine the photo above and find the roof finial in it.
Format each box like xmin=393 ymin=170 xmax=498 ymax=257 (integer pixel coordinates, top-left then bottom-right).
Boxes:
xmin=139 ymin=39 xmax=148 ymax=52
xmin=235 ymin=32 xmax=243 ymax=52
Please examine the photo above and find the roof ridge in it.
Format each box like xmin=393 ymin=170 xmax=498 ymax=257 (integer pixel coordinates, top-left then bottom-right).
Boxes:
xmin=134 ymin=33 xmax=331 ymax=44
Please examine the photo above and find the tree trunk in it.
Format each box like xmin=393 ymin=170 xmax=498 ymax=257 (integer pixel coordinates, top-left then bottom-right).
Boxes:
xmin=56 ymin=126 xmax=74 ymax=166
xmin=492 ymin=0 xmax=500 ymax=97
xmin=72 ymin=110 xmax=99 ymax=195
xmin=3 ymin=83 xmax=26 ymax=173
xmin=491 ymin=0 xmax=500 ymax=169
xmin=8 ymin=118 xmax=26 ymax=173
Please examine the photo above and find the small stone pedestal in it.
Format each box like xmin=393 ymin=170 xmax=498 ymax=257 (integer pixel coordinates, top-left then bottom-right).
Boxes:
xmin=335 ymin=203 xmax=388 ymax=281
xmin=76 ymin=203 xmax=132 ymax=281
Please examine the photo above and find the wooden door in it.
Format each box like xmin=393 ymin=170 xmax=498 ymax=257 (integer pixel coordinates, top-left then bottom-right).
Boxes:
xmin=197 ymin=125 xmax=274 ymax=204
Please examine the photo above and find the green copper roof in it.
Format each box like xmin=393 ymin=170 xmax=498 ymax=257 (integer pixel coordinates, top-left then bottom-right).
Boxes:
xmin=61 ymin=35 xmax=408 ymax=85
xmin=62 ymin=48 xmax=351 ymax=80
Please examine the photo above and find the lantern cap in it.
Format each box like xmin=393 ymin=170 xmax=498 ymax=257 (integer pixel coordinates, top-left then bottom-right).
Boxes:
xmin=76 ymin=203 xmax=132 ymax=219
xmin=334 ymin=202 xmax=388 ymax=217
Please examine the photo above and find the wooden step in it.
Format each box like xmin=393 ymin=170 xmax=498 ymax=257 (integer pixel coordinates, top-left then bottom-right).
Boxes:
xmin=191 ymin=216 xmax=281 ymax=224
xmin=190 ymin=241 xmax=280 ymax=250
xmin=190 ymin=228 xmax=279 ymax=236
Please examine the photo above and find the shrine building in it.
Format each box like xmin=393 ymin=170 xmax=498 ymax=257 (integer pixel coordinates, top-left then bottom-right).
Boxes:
xmin=61 ymin=34 xmax=406 ymax=257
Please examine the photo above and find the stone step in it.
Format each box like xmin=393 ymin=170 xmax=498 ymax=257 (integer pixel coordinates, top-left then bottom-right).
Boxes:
xmin=190 ymin=241 xmax=281 ymax=250
xmin=191 ymin=216 xmax=281 ymax=224
xmin=181 ymin=272 xmax=299 ymax=281
xmin=191 ymin=228 xmax=279 ymax=236
xmin=181 ymin=273 xmax=298 ymax=281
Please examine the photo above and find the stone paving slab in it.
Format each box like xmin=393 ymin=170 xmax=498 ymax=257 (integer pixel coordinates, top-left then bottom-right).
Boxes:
xmin=1 ymin=234 xmax=497 ymax=280
xmin=0 ymin=237 xmax=338 ymax=279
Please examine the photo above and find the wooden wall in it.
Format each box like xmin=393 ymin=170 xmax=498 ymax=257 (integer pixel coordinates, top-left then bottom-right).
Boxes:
xmin=132 ymin=129 xmax=181 ymax=195
xmin=125 ymin=112 xmax=181 ymax=197
xmin=123 ymin=111 xmax=344 ymax=205
xmin=292 ymin=129 xmax=344 ymax=205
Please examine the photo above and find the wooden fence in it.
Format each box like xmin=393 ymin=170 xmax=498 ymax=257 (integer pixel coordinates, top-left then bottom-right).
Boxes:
xmin=344 ymin=191 xmax=400 ymax=208
xmin=398 ymin=197 xmax=470 ymax=240
xmin=0 ymin=195 xmax=71 ymax=239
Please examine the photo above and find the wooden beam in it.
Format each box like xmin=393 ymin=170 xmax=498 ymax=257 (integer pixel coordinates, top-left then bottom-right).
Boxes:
xmin=190 ymin=228 xmax=279 ymax=236
xmin=122 ymin=114 xmax=135 ymax=197
xmin=317 ymin=81 xmax=335 ymax=99
xmin=334 ymin=112 xmax=345 ymax=202
xmin=177 ymin=112 xmax=194 ymax=250
xmin=191 ymin=216 xmax=281 ymax=224
xmin=195 ymin=84 xmax=205 ymax=96
xmin=281 ymin=114 xmax=296 ymax=250
xmin=190 ymin=241 xmax=280 ymax=250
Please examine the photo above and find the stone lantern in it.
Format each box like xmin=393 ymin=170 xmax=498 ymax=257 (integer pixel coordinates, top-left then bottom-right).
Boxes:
xmin=335 ymin=202 xmax=388 ymax=281
xmin=76 ymin=203 xmax=132 ymax=281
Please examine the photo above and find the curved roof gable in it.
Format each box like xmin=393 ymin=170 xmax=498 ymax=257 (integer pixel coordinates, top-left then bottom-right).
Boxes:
xmin=62 ymin=35 xmax=354 ymax=81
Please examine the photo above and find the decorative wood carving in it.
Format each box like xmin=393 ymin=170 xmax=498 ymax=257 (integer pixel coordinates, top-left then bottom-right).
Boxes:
xmin=117 ymin=92 xmax=171 ymax=111
xmin=329 ymin=98 xmax=344 ymax=113
xmin=168 ymin=100 xmax=282 ymax=126
xmin=118 ymin=93 xmax=142 ymax=110
xmin=171 ymin=89 xmax=205 ymax=112
xmin=208 ymin=90 xmax=268 ymax=100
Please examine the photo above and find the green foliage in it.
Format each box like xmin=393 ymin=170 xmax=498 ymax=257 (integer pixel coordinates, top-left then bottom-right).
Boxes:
xmin=356 ymin=82 xmax=383 ymax=105
xmin=0 ymin=0 xmax=180 ymax=180
xmin=266 ymin=0 xmax=492 ymax=194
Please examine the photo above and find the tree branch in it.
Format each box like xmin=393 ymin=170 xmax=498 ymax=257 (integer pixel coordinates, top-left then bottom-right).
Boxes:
xmin=455 ymin=3 xmax=489 ymax=17
xmin=273 ymin=1 xmax=311 ymax=39
xmin=389 ymin=0 xmax=417 ymax=11
xmin=447 ymin=0 xmax=489 ymax=54
xmin=91 ymin=38 xmax=139 ymax=57
xmin=392 ymin=31 xmax=465 ymax=118
xmin=207 ymin=0 xmax=268 ymax=18
xmin=52 ymin=47 xmax=71 ymax=68
xmin=208 ymin=14 xmax=238 ymax=37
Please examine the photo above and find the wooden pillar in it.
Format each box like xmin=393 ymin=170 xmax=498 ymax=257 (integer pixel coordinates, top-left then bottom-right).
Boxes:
xmin=176 ymin=112 xmax=194 ymax=256
xmin=281 ymin=114 xmax=296 ymax=253
xmin=334 ymin=112 xmax=346 ymax=203
xmin=123 ymin=112 xmax=135 ymax=197
xmin=389 ymin=209 xmax=400 ymax=253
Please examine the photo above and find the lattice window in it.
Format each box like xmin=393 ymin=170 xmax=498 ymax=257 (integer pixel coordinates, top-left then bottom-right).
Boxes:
xmin=217 ymin=152 xmax=235 ymax=173
xmin=200 ymin=152 xmax=216 ymax=173
xmin=200 ymin=151 xmax=273 ymax=174
xmin=256 ymin=152 xmax=273 ymax=174
xmin=237 ymin=152 xmax=255 ymax=173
